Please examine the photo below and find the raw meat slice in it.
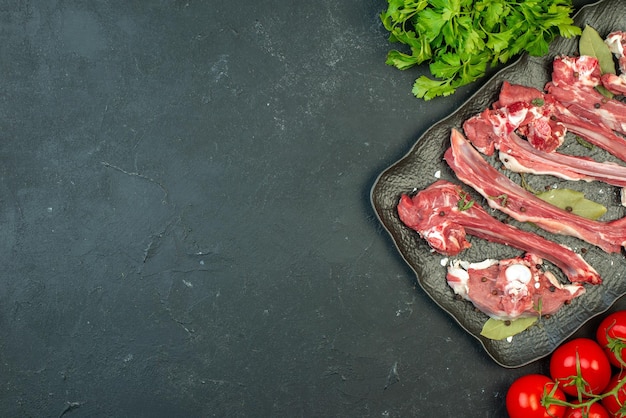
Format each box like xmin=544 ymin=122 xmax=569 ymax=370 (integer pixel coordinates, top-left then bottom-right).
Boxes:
xmin=551 ymin=55 xmax=602 ymax=88
xmin=463 ymin=104 xmax=626 ymax=188
xmin=498 ymin=82 xmax=626 ymax=163
xmin=498 ymin=132 xmax=626 ymax=188
xmin=555 ymin=105 xmax=626 ymax=163
xmin=547 ymin=83 xmax=626 ymax=134
xmin=447 ymin=254 xmax=585 ymax=320
xmin=601 ymin=73 xmax=626 ymax=95
xmin=444 ymin=128 xmax=626 ymax=254
xmin=602 ymin=31 xmax=626 ymax=95
xmin=397 ymin=180 xmax=601 ymax=284
xmin=495 ymin=81 xmax=548 ymax=108
xmin=464 ymin=99 xmax=565 ymax=154
xmin=547 ymin=55 xmax=626 ymax=135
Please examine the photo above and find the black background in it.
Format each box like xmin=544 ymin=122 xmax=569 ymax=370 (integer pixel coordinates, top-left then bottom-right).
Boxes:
xmin=0 ymin=0 xmax=611 ymax=417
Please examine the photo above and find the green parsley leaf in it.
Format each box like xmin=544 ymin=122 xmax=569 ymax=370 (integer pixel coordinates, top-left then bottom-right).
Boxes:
xmin=477 ymin=0 xmax=509 ymax=32
xmin=416 ymin=8 xmax=446 ymax=42
xmin=381 ymin=0 xmax=581 ymax=100
xmin=485 ymin=28 xmax=515 ymax=54
xmin=429 ymin=53 xmax=462 ymax=79
xmin=412 ymin=76 xmax=455 ymax=100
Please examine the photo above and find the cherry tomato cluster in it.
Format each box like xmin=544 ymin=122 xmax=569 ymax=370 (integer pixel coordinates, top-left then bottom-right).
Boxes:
xmin=506 ymin=311 xmax=626 ymax=418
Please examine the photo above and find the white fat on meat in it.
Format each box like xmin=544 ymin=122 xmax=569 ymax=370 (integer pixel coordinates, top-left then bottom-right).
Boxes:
xmin=554 ymin=55 xmax=601 ymax=87
xmin=446 ymin=254 xmax=585 ymax=321
xmin=397 ymin=179 xmax=602 ymax=284
xmin=445 ymin=128 xmax=626 ymax=256
xmin=605 ymin=31 xmax=626 ymax=74
xmin=502 ymin=107 xmax=528 ymax=131
xmin=447 ymin=259 xmax=497 ymax=298
xmin=606 ymin=32 xmax=626 ymax=58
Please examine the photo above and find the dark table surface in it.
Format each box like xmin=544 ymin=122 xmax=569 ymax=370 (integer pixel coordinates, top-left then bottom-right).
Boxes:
xmin=0 ymin=0 xmax=616 ymax=416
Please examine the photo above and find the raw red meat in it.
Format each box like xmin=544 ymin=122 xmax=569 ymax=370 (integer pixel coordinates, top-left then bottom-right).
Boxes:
xmin=497 ymin=81 xmax=626 ymax=163
xmin=602 ymin=31 xmax=626 ymax=95
xmin=463 ymin=103 xmax=626 ymax=189
xmin=464 ymin=98 xmax=564 ymax=154
xmin=397 ymin=180 xmax=601 ymax=284
xmin=554 ymin=105 xmax=626 ymax=163
xmin=551 ymin=55 xmax=602 ymax=87
xmin=444 ymin=128 xmax=626 ymax=255
xmin=601 ymin=73 xmax=626 ymax=95
xmin=498 ymin=132 xmax=626 ymax=188
xmin=447 ymin=254 xmax=585 ymax=320
xmin=547 ymin=56 xmax=626 ymax=135
xmin=495 ymin=81 xmax=547 ymax=108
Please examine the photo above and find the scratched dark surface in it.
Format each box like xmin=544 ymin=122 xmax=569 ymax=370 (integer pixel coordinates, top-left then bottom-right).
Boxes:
xmin=0 ymin=0 xmax=611 ymax=417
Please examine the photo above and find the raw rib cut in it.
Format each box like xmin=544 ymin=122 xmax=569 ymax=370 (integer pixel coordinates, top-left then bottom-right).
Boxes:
xmin=447 ymin=254 xmax=585 ymax=320
xmin=445 ymin=128 xmax=626 ymax=254
xmin=498 ymin=132 xmax=626 ymax=188
xmin=396 ymin=180 xmax=601 ymax=284
xmin=462 ymin=104 xmax=626 ymax=188
xmin=497 ymin=81 xmax=626 ymax=163
xmin=463 ymin=100 xmax=565 ymax=155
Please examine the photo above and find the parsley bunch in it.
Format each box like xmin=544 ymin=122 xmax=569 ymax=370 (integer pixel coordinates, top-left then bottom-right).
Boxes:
xmin=380 ymin=0 xmax=581 ymax=100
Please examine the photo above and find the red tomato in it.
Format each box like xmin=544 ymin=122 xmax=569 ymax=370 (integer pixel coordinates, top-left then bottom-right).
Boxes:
xmin=596 ymin=310 xmax=626 ymax=368
xmin=601 ymin=371 xmax=626 ymax=417
xmin=564 ymin=400 xmax=610 ymax=418
xmin=506 ymin=374 xmax=567 ymax=418
xmin=549 ymin=338 xmax=611 ymax=397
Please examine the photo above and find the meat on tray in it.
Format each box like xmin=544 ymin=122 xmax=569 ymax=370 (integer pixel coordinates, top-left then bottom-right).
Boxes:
xmin=393 ymin=39 xmax=626 ymax=324
xmin=463 ymin=100 xmax=626 ymax=189
xmin=547 ymin=55 xmax=626 ymax=135
xmin=397 ymin=180 xmax=601 ymax=285
xmin=497 ymin=81 xmax=626 ymax=164
xmin=447 ymin=254 xmax=585 ymax=321
xmin=445 ymin=128 xmax=626 ymax=254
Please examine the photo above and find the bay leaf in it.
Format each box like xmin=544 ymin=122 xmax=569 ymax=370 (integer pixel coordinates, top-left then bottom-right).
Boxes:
xmin=536 ymin=188 xmax=607 ymax=220
xmin=579 ymin=25 xmax=616 ymax=75
xmin=595 ymin=84 xmax=615 ymax=99
xmin=480 ymin=317 xmax=538 ymax=340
